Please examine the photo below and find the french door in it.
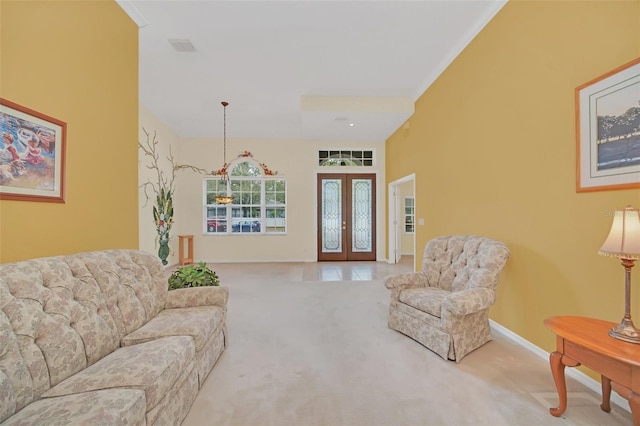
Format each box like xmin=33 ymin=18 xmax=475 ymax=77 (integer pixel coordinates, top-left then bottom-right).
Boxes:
xmin=317 ymin=173 xmax=376 ymax=261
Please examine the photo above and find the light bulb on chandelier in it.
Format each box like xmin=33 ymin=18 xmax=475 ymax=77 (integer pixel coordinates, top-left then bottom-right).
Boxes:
xmin=214 ymin=101 xmax=235 ymax=204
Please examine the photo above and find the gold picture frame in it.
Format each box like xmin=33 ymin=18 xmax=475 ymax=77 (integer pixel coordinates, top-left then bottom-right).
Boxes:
xmin=576 ymin=57 xmax=640 ymax=193
xmin=0 ymin=98 xmax=66 ymax=202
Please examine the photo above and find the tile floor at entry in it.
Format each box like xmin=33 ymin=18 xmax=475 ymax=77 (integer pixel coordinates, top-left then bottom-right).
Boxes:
xmin=200 ymin=255 xmax=415 ymax=283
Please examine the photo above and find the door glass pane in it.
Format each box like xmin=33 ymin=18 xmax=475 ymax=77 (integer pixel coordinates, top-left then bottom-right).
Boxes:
xmin=321 ymin=178 xmax=342 ymax=253
xmin=352 ymin=178 xmax=372 ymax=252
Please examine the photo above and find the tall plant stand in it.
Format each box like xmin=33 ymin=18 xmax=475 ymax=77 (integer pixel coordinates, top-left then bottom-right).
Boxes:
xmin=178 ymin=235 xmax=194 ymax=265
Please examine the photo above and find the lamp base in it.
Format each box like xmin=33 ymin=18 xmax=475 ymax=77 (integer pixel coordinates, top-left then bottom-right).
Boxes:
xmin=609 ymin=318 xmax=640 ymax=344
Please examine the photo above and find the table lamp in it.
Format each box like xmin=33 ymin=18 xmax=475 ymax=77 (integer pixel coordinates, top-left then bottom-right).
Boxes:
xmin=599 ymin=205 xmax=640 ymax=344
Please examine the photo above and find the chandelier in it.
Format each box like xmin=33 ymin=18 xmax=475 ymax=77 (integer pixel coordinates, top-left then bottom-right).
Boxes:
xmin=214 ymin=101 xmax=235 ymax=204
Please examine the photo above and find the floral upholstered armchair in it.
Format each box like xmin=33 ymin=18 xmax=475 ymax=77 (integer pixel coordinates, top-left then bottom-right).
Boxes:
xmin=384 ymin=235 xmax=510 ymax=362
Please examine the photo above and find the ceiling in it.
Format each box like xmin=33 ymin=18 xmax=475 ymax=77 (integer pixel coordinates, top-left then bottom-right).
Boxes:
xmin=117 ymin=0 xmax=506 ymax=142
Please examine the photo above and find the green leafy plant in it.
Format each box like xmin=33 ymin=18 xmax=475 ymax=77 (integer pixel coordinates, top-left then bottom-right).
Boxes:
xmin=168 ymin=261 xmax=220 ymax=290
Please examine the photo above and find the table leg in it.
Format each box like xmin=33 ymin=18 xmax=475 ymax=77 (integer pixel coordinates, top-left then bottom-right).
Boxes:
xmin=549 ymin=351 xmax=567 ymax=417
xmin=600 ymin=375 xmax=611 ymax=413
xmin=179 ymin=237 xmax=185 ymax=265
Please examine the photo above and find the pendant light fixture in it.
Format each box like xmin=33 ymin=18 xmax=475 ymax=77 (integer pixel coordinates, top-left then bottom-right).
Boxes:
xmin=214 ymin=101 xmax=235 ymax=204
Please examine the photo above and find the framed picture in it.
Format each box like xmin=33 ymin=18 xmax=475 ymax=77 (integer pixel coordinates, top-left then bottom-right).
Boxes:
xmin=0 ymin=98 xmax=66 ymax=202
xmin=576 ymin=57 xmax=640 ymax=192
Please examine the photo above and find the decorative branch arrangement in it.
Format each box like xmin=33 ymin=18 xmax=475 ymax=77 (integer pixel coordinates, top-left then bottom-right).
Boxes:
xmin=139 ymin=128 xmax=207 ymax=265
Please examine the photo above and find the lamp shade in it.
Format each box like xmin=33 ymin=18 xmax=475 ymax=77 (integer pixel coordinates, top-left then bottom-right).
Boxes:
xmin=599 ymin=206 xmax=640 ymax=259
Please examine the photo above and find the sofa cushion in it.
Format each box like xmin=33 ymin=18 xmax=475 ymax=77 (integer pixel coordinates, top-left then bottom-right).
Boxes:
xmin=2 ymin=388 xmax=146 ymax=426
xmin=121 ymin=306 xmax=224 ymax=352
xmin=0 ymin=305 xmax=33 ymax=422
xmin=42 ymin=336 xmax=194 ymax=411
xmin=146 ymin=359 xmax=198 ymax=426
xmin=399 ymin=287 xmax=450 ymax=318
xmin=70 ymin=250 xmax=167 ymax=337
xmin=0 ymin=262 xmax=107 ymax=381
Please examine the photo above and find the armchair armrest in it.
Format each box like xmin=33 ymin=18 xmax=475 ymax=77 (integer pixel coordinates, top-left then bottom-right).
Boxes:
xmin=442 ymin=287 xmax=495 ymax=316
xmin=384 ymin=272 xmax=429 ymax=290
xmin=165 ymin=286 xmax=229 ymax=310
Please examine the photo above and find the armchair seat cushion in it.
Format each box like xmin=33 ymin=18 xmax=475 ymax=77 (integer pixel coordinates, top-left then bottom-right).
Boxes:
xmin=398 ymin=287 xmax=449 ymax=318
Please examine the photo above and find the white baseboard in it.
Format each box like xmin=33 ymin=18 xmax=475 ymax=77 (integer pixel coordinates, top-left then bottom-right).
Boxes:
xmin=489 ymin=319 xmax=630 ymax=413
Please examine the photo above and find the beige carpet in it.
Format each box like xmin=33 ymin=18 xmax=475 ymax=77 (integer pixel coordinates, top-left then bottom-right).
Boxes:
xmin=182 ymin=262 xmax=632 ymax=426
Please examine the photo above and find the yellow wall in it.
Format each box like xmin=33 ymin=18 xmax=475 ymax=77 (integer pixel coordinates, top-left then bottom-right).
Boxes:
xmin=386 ymin=0 xmax=640 ymax=358
xmin=0 ymin=1 xmax=139 ymax=263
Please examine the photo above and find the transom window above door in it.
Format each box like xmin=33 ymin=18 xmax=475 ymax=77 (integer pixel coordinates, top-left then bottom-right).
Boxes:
xmin=318 ymin=149 xmax=375 ymax=167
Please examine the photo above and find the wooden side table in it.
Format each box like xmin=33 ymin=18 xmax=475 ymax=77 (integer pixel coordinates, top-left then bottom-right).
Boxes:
xmin=178 ymin=235 xmax=194 ymax=265
xmin=544 ymin=315 xmax=640 ymax=425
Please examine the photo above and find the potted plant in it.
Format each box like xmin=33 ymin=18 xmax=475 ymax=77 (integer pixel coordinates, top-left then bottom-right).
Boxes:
xmin=168 ymin=261 xmax=220 ymax=290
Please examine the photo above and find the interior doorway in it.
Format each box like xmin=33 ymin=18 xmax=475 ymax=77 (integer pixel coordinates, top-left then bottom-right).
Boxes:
xmin=388 ymin=174 xmax=415 ymax=266
xmin=317 ymin=173 xmax=376 ymax=261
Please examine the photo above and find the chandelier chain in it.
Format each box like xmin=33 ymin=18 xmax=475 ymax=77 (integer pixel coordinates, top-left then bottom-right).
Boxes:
xmin=215 ymin=101 xmax=234 ymax=205
xmin=223 ymin=101 xmax=227 ymax=165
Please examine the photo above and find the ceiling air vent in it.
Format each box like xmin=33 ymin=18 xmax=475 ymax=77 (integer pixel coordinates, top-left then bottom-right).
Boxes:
xmin=168 ymin=39 xmax=196 ymax=52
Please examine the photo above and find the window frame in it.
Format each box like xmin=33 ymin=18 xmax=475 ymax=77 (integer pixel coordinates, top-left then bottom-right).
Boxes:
xmin=203 ymin=157 xmax=286 ymax=235
xmin=318 ymin=148 xmax=376 ymax=167
xmin=403 ymin=196 xmax=415 ymax=234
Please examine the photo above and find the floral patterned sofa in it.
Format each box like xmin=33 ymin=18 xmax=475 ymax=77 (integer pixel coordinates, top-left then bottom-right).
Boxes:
xmin=385 ymin=235 xmax=510 ymax=362
xmin=0 ymin=249 xmax=228 ymax=425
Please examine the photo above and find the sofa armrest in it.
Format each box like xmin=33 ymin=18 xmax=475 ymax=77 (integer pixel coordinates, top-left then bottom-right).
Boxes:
xmin=442 ymin=287 xmax=495 ymax=316
xmin=384 ymin=272 xmax=429 ymax=290
xmin=165 ymin=286 xmax=229 ymax=310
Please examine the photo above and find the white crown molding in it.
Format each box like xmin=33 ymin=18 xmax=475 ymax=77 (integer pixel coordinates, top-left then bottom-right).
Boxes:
xmin=413 ymin=0 xmax=508 ymax=100
xmin=116 ymin=0 xmax=149 ymax=28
